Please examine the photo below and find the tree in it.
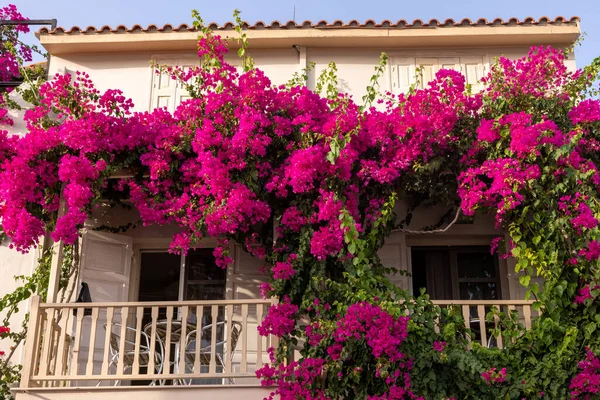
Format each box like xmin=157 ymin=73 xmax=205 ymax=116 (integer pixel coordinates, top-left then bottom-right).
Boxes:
xmin=2 ymin=6 xmax=600 ymax=399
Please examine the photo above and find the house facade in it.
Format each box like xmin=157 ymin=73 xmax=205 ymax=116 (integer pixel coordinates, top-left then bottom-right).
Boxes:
xmin=1 ymin=16 xmax=579 ymax=399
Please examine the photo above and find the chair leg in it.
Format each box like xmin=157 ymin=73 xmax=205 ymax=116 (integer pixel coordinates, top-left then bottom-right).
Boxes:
xmin=215 ymin=354 xmax=235 ymax=385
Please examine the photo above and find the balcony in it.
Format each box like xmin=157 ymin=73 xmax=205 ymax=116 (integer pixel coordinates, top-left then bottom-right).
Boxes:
xmin=14 ymin=297 xmax=536 ymax=399
xmin=14 ymin=296 xmax=278 ymax=400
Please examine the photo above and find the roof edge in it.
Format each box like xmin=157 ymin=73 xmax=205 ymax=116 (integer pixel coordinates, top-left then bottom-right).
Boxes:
xmin=38 ymin=16 xmax=581 ymax=36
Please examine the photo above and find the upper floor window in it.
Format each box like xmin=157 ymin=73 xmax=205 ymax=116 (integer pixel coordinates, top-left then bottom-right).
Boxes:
xmin=390 ymin=55 xmax=487 ymax=94
xmin=411 ymin=246 xmax=501 ymax=301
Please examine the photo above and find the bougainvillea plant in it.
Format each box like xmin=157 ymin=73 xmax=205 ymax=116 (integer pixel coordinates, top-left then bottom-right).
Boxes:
xmin=0 ymin=4 xmax=46 ymax=127
xmin=2 ymin=5 xmax=600 ymax=399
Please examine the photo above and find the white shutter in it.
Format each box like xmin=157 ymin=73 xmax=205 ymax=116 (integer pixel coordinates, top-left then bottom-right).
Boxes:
xmin=460 ymin=56 xmax=485 ymax=93
xmin=151 ymin=58 xmax=200 ymax=112
xmin=390 ymin=57 xmax=416 ymax=95
xmin=174 ymin=64 xmax=195 ymax=109
xmin=151 ymin=67 xmax=176 ymax=112
xmin=439 ymin=57 xmax=460 ymax=72
xmin=79 ymin=230 xmax=133 ymax=303
xmin=75 ymin=231 xmax=133 ymax=383
xmin=416 ymin=58 xmax=438 ymax=88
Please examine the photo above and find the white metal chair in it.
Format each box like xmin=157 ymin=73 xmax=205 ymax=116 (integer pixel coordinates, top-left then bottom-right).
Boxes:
xmin=180 ymin=321 xmax=242 ymax=385
xmin=99 ymin=323 xmax=165 ymax=386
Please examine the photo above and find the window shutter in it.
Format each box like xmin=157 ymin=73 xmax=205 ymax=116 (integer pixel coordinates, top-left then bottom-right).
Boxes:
xmin=460 ymin=56 xmax=485 ymax=93
xmin=151 ymin=66 xmax=176 ymax=112
xmin=415 ymin=58 xmax=438 ymax=88
xmin=151 ymin=58 xmax=199 ymax=112
xmin=79 ymin=230 xmax=133 ymax=303
xmin=390 ymin=57 xmax=416 ymax=95
xmin=174 ymin=64 xmax=196 ymax=109
xmin=77 ymin=231 xmax=133 ymax=381
xmin=438 ymin=57 xmax=460 ymax=72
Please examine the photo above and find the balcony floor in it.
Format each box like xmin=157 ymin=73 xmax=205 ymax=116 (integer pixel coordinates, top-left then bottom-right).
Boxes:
xmin=14 ymin=384 xmax=273 ymax=400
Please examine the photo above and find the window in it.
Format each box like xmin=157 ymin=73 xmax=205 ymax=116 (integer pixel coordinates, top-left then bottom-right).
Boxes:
xmin=138 ymin=248 xmax=226 ymax=303
xmin=390 ymin=55 xmax=486 ymax=94
xmin=411 ymin=246 xmax=501 ymax=300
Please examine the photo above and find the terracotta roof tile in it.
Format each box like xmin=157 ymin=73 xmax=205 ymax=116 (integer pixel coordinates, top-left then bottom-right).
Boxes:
xmin=38 ymin=16 xmax=580 ymax=35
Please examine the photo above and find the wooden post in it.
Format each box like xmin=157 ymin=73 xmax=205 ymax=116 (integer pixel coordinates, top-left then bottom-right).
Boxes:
xmin=47 ymin=196 xmax=67 ymax=304
xmin=20 ymin=295 xmax=41 ymax=388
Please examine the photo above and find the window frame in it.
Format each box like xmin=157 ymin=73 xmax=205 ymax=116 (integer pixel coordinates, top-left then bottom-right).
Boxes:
xmin=411 ymin=245 xmax=502 ymax=301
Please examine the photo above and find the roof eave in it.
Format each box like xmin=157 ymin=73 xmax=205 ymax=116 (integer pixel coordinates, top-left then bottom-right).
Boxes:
xmin=38 ymin=25 xmax=581 ymax=55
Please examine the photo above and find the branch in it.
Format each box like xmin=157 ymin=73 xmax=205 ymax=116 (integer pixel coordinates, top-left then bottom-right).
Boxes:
xmin=0 ymin=329 xmax=26 ymax=381
xmin=391 ymin=208 xmax=461 ymax=234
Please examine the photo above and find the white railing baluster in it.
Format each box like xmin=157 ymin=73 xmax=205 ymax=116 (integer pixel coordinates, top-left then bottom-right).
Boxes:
xmin=194 ymin=305 xmax=204 ymax=375
xmin=523 ymin=304 xmax=532 ymax=330
xmin=54 ymin=307 xmax=71 ymax=380
xmin=70 ymin=308 xmax=84 ymax=377
xmin=147 ymin=306 xmax=159 ymax=375
xmin=117 ymin=307 xmax=128 ymax=377
xmin=38 ymin=307 xmax=55 ymax=378
xmin=86 ymin=307 xmax=100 ymax=376
xmin=256 ymin=303 xmax=264 ymax=369
xmin=179 ymin=305 xmax=189 ymax=376
xmin=477 ymin=305 xmax=487 ymax=347
xmin=209 ymin=305 xmax=218 ymax=374
xmin=101 ymin=307 xmax=114 ymax=376
xmin=163 ymin=306 xmax=173 ymax=377
xmin=225 ymin=304 xmax=233 ymax=376
xmin=241 ymin=304 xmax=248 ymax=373
xmin=131 ymin=306 xmax=143 ymax=375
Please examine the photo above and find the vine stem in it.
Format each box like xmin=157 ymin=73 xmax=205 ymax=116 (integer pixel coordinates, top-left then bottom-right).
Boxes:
xmin=391 ymin=208 xmax=461 ymax=234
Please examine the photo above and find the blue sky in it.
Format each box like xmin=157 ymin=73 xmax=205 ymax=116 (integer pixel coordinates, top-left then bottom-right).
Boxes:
xmin=10 ymin=0 xmax=600 ymax=68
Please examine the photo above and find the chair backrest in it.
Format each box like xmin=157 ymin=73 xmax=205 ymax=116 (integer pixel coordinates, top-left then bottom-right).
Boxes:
xmin=229 ymin=321 xmax=242 ymax=357
xmin=186 ymin=320 xmax=243 ymax=359
xmin=104 ymin=323 xmax=153 ymax=355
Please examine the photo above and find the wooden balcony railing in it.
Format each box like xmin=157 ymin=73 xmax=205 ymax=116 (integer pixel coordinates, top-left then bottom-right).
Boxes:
xmin=19 ymin=297 xmax=537 ymax=390
xmin=20 ymin=296 xmax=278 ymax=388
xmin=431 ymin=300 xmax=538 ymax=349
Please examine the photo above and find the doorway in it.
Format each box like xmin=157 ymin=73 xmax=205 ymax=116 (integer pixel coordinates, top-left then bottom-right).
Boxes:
xmin=136 ymin=248 xmax=227 ymax=384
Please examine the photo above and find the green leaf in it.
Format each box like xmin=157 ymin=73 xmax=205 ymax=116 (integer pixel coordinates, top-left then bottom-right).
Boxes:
xmin=519 ymin=275 xmax=531 ymax=287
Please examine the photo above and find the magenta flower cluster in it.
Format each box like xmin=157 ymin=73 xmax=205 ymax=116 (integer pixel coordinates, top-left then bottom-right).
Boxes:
xmin=257 ymin=296 xmax=298 ymax=337
xmin=570 ymin=349 xmax=600 ymax=399
xmin=481 ymin=367 xmax=507 ymax=385
xmin=333 ymin=302 xmax=409 ymax=362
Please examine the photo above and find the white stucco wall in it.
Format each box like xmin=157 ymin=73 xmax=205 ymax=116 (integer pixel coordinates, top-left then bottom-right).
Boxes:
xmin=1 ymin=86 xmax=39 ymax=363
xmin=0 ymin=242 xmax=38 ymax=362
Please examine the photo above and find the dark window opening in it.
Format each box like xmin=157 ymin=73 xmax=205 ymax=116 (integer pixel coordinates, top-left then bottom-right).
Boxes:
xmin=411 ymin=246 xmax=500 ymax=300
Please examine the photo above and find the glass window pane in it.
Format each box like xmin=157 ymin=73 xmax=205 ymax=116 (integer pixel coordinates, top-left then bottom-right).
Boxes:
xmin=459 ymin=282 xmax=498 ymax=300
xmin=139 ymin=252 xmax=181 ymax=302
xmin=457 ymin=252 xmax=496 ymax=279
xmin=187 ymin=248 xmax=225 ymax=281
xmin=185 ymin=248 xmax=225 ymax=301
